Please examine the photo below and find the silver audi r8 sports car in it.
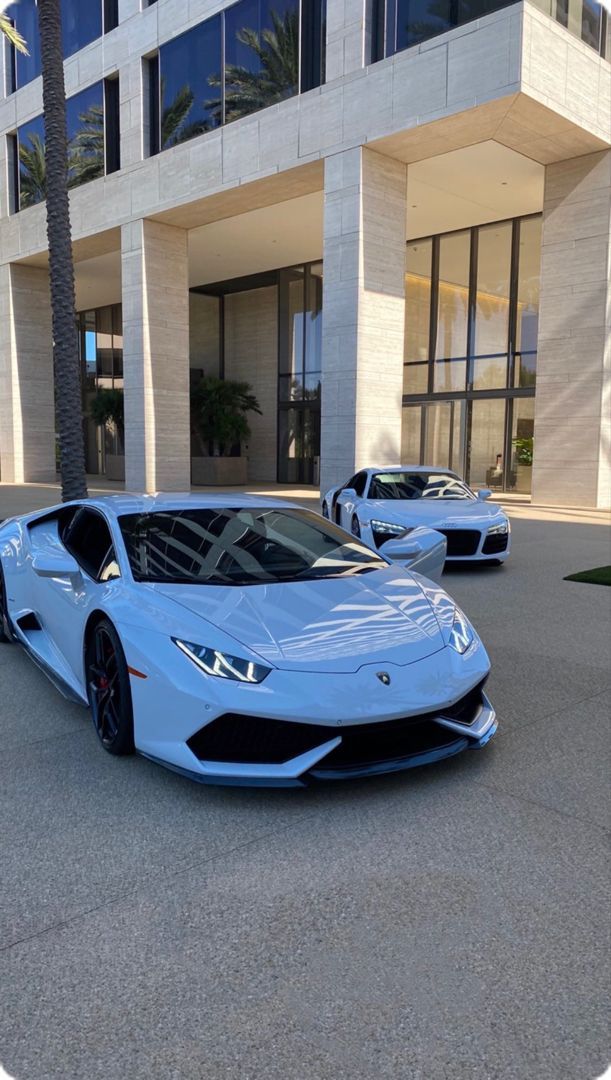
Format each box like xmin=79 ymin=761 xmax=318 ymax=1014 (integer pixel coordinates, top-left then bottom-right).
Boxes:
xmin=0 ymin=494 xmax=496 ymax=786
xmin=323 ymin=466 xmax=511 ymax=563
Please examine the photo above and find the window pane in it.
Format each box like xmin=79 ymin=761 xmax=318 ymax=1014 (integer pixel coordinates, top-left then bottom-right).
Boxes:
xmin=581 ymin=0 xmax=601 ymax=49
xmin=403 ymin=363 xmax=428 ymax=394
xmin=473 ymin=221 xmax=511 ymax=356
xmin=436 ymin=230 xmax=470 ymax=360
xmin=401 ymin=406 xmax=421 ymax=464
xmin=304 ymin=263 xmax=323 ymax=374
xmin=510 ymin=397 xmax=535 ymax=494
xmin=395 ymin=0 xmax=452 ymax=51
xmin=17 ymin=113 xmax=46 ymax=209
xmin=424 ymin=403 xmax=453 ymax=469
xmin=516 ymin=217 xmax=541 ymax=354
xmin=67 ymin=81 xmax=105 ymax=191
xmin=7 ymin=0 xmax=41 ymax=87
xmin=405 ymin=239 xmax=431 ymax=362
xmin=515 ymin=353 xmax=537 ymax=388
xmin=96 ymin=307 xmax=114 ymax=382
xmin=62 ymin=0 xmax=102 ymax=58
xmin=433 ymin=359 xmax=466 ymax=392
xmin=468 ymin=398 xmax=506 ymax=489
xmin=472 ymin=355 xmax=507 ymax=391
xmin=224 ymin=0 xmax=300 ymax=123
xmin=160 ymin=17 xmax=222 ymax=148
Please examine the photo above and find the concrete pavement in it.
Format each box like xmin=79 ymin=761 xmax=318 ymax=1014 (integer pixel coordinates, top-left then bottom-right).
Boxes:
xmin=0 ymin=484 xmax=609 ymax=1079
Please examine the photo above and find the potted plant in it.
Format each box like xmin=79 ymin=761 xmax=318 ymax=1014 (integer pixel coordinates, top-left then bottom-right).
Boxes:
xmin=512 ymin=435 xmax=533 ymax=494
xmin=89 ymin=388 xmax=125 ymax=482
xmin=190 ymin=375 xmax=262 ymax=486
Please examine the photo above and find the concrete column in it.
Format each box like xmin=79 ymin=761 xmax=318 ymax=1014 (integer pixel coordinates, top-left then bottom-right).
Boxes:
xmin=532 ymin=150 xmax=611 ymax=509
xmin=121 ymin=219 xmax=191 ymax=493
xmin=0 ymin=264 xmax=55 ymax=483
xmin=320 ymin=146 xmax=407 ymax=494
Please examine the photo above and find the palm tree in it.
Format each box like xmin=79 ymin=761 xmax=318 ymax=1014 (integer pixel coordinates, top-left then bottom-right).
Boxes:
xmin=207 ymin=9 xmax=299 ymax=123
xmin=68 ymin=103 xmax=105 ymax=186
xmin=1 ymin=1 xmax=88 ymax=500
xmin=37 ymin=0 xmax=88 ymax=499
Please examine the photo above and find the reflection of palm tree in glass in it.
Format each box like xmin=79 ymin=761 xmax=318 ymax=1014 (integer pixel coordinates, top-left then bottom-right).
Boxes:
xmin=68 ymin=104 xmax=105 ymax=186
xmin=19 ymin=133 xmax=47 ymax=207
xmin=161 ymin=81 xmax=196 ymax=148
xmin=208 ymin=9 xmax=298 ymax=123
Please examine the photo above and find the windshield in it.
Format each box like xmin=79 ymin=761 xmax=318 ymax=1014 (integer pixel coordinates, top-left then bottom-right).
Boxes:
xmin=118 ymin=507 xmax=388 ymax=585
xmin=369 ymin=472 xmax=474 ymax=501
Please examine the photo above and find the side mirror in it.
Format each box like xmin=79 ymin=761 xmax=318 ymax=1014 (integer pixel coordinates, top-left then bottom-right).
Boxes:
xmin=341 ymin=488 xmax=357 ymax=500
xmin=381 ymin=536 xmax=423 ymax=560
xmin=477 ymin=489 xmax=492 ymax=501
xmin=32 ymin=551 xmax=82 ymax=581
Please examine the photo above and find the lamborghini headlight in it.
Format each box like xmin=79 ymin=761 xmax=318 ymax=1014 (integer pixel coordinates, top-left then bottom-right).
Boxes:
xmin=488 ymin=517 xmax=509 ymax=535
xmin=174 ymin=639 xmax=271 ymax=683
xmin=370 ymin=520 xmax=411 ymax=537
xmin=448 ymin=608 xmax=474 ymax=655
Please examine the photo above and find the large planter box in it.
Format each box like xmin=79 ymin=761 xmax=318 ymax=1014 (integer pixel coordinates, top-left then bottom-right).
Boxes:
xmin=105 ymin=454 xmax=125 ymax=482
xmin=191 ymin=456 xmax=248 ymax=486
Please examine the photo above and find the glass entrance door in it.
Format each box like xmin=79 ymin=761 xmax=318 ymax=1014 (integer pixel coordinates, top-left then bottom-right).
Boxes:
xmin=278 ymin=406 xmax=321 ymax=484
xmin=423 ymin=401 xmax=466 ymax=475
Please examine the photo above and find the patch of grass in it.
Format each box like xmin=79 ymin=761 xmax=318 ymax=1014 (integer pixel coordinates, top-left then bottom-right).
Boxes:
xmin=564 ymin=565 xmax=611 ymax=587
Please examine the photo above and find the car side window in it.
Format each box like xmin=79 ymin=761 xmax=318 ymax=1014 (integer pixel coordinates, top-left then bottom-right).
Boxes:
xmin=63 ymin=509 xmax=120 ymax=582
xmin=352 ymin=472 xmax=367 ymax=497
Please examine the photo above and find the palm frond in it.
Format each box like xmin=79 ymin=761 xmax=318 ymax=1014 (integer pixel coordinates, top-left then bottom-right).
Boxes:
xmin=0 ymin=8 xmax=29 ymax=54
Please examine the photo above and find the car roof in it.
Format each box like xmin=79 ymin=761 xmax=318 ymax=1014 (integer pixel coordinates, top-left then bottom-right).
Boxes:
xmin=366 ymin=465 xmax=461 ymax=476
xmin=23 ymin=492 xmax=302 ymax=524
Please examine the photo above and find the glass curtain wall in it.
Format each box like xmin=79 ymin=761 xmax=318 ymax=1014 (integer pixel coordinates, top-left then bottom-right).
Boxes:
xmin=79 ymin=305 xmax=123 ymax=474
xmin=152 ymin=0 xmax=325 ymax=152
xmin=373 ymin=0 xmax=607 ymax=59
xmin=403 ymin=214 xmax=539 ymax=493
xmin=5 ymin=0 xmax=117 ymax=92
xmin=15 ymin=79 xmax=119 ymax=211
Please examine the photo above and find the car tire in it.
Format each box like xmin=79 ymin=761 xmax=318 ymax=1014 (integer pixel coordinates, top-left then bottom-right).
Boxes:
xmin=85 ymin=618 xmax=135 ymax=756
xmin=351 ymin=515 xmax=361 ymax=538
xmin=0 ymin=563 xmax=13 ymax=643
xmin=321 ymin=500 xmax=329 ymax=519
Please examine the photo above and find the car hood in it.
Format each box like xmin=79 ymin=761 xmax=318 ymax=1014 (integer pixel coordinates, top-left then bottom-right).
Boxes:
xmin=365 ymin=498 xmax=504 ymax=528
xmin=150 ymin=565 xmax=446 ymax=673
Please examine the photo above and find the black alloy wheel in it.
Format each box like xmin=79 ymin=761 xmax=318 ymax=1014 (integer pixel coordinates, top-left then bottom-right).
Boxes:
xmin=0 ymin=564 xmax=13 ymax=643
xmin=86 ymin=618 xmax=134 ymax=755
xmin=351 ymin=515 xmax=361 ymax=538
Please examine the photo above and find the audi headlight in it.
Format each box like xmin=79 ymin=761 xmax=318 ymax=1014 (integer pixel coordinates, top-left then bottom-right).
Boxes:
xmin=488 ymin=518 xmax=509 ymax=535
xmin=174 ymin=639 xmax=271 ymax=683
xmin=370 ymin=519 xmax=411 ymax=537
xmin=448 ymin=608 xmax=474 ymax=654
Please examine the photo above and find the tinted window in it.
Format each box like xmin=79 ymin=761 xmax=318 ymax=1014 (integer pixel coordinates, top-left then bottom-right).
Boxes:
xmin=224 ymin=0 xmax=300 ymax=122
xmin=369 ymin=473 xmax=474 ymax=501
xmin=6 ymin=0 xmax=104 ymax=89
xmin=159 ymin=17 xmax=222 ymax=148
xmin=353 ymin=473 xmax=367 ymax=497
xmin=17 ymin=81 xmax=107 ymax=210
xmin=64 ymin=509 xmax=118 ymax=580
xmin=119 ymin=508 xmax=386 ymax=585
xmin=62 ymin=0 xmax=102 ymax=59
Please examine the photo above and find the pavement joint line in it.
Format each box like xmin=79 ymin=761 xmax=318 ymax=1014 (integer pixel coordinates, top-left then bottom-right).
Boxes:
xmin=0 ymin=809 xmax=319 ymax=956
xmin=466 ymin=775 xmax=611 ymax=836
xmin=488 ymin=684 xmax=611 ymax=740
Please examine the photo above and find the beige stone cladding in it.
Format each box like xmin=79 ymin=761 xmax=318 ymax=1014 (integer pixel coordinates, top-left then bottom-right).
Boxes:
xmin=532 ymin=150 xmax=611 ymax=509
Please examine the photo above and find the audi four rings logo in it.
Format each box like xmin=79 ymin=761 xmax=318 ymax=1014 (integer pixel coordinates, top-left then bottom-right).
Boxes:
xmin=377 ymin=672 xmax=391 ymax=686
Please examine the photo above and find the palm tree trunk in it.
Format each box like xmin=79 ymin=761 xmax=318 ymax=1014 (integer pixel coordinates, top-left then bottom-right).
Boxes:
xmin=38 ymin=0 xmax=88 ymax=501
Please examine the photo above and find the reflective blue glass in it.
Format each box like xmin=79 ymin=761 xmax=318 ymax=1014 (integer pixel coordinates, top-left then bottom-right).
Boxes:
xmin=61 ymin=0 xmax=102 ymax=58
xmin=66 ymin=81 xmax=105 ymax=188
xmin=159 ymin=16 xmax=222 ymax=148
xmin=7 ymin=1 xmax=103 ymax=90
xmin=224 ymin=0 xmax=300 ymax=122
xmin=395 ymin=0 xmax=452 ymax=50
xmin=17 ymin=81 xmax=105 ymax=210
xmin=6 ymin=0 xmax=41 ymax=88
xmin=17 ymin=111 xmax=46 ymax=209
